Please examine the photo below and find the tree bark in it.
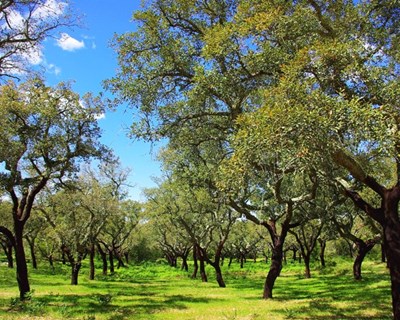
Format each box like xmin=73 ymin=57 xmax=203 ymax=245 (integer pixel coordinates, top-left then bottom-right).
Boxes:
xmin=319 ymin=239 xmax=326 ymax=267
xmin=71 ymin=262 xmax=81 ymax=285
xmin=89 ymin=243 xmax=95 ymax=280
xmin=14 ymin=221 xmax=30 ymax=299
xmin=1 ymin=240 xmax=14 ymax=268
xmin=191 ymin=249 xmax=198 ymax=279
xmin=181 ymin=255 xmax=189 ymax=271
xmin=215 ymin=263 xmax=226 ymax=287
xmin=48 ymin=254 xmax=54 ymax=271
xmin=345 ymin=186 xmax=400 ymax=318
xmin=353 ymin=240 xmax=376 ymax=280
xmin=263 ymin=242 xmax=283 ymax=299
xmin=382 ymin=189 xmax=400 ymax=319
xmin=7 ymin=244 xmax=14 ymax=268
xmin=109 ymin=251 xmax=115 ymax=273
xmin=116 ymin=252 xmax=125 ymax=269
xmin=196 ymin=244 xmax=207 ymax=282
xmin=240 ymin=253 xmax=245 ymax=268
xmin=304 ymin=254 xmax=311 ymax=279
xmin=97 ymin=243 xmax=107 ymax=276
xmin=26 ymin=238 xmax=37 ymax=269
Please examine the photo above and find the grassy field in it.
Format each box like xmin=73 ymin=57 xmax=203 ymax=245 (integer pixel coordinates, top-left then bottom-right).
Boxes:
xmin=0 ymin=257 xmax=392 ymax=320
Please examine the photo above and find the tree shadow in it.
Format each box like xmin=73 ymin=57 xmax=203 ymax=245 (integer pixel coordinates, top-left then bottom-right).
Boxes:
xmin=0 ymin=279 xmax=222 ymax=320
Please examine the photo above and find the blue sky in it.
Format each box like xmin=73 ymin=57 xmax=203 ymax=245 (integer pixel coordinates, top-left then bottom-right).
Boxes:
xmin=40 ymin=1 xmax=162 ymax=201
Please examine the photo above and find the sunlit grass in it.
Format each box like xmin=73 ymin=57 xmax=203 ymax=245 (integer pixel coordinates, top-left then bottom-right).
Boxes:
xmin=0 ymin=257 xmax=392 ymax=319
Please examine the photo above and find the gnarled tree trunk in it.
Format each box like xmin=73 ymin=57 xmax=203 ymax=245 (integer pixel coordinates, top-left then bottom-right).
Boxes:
xmin=353 ymin=240 xmax=376 ymax=280
xmin=263 ymin=241 xmax=283 ymax=299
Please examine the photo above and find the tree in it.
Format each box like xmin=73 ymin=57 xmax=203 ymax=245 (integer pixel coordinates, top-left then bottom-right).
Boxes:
xmin=0 ymin=200 xmax=14 ymax=268
xmin=289 ymin=219 xmax=323 ymax=278
xmin=107 ymin=0 xmax=400 ymax=316
xmin=331 ymin=204 xmax=381 ymax=280
xmin=40 ymin=169 xmax=117 ymax=285
xmin=145 ymin=176 xmax=236 ymax=287
xmin=97 ymin=200 xmax=140 ymax=274
xmin=224 ymin=218 xmax=265 ymax=268
xmin=0 ymin=78 xmax=107 ymax=298
xmin=229 ymin=1 xmax=400 ymax=316
xmin=87 ymin=161 xmax=139 ymax=276
xmin=0 ymin=0 xmax=78 ymax=79
xmin=105 ymin=0 xmax=284 ymax=143
xmin=220 ymin=130 xmax=319 ymax=298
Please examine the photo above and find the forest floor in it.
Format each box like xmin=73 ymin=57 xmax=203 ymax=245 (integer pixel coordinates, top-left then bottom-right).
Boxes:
xmin=0 ymin=257 xmax=392 ymax=319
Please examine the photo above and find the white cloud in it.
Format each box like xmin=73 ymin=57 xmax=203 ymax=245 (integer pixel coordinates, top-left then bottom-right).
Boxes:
xmin=95 ymin=113 xmax=106 ymax=120
xmin=46 ymin=62 xmax=61 ymax=75
xmin=32 ymin=0 xmax=67 ymax=20
xmin=23 ymin=46 xmax=44 ymax=65
xmin=56 ymin=33 xmax=85 ymax=51
xmin=0 ymin=0 xmax=68 ymax=74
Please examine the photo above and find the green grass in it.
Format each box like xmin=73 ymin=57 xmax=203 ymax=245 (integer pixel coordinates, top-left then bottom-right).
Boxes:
xmin=0 ymin=258 xmax=392 ymax=320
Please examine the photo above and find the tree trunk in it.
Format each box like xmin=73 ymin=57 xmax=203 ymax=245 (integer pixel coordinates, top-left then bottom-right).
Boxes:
xmin=214 ymin=263 xmax=226 ymax=287
xmin=353 ymin=240 xmax=375 ymax=280
xmin=199 ymin=255 xmax=207 ymax=282
xmin=48 ymin=254 xmax=54 ymax=271
xmin=97 ymin=244 xmax=107 ymax=276
xmin=382 ymin=190 xmax=400 ymax=320
xmin=181 ymin=255 xmax=189 ymax=271
xmin=61 ymin=251 xmax=66 ymax=265
xmin=191 ymin=249 xmax=198 ymax=279
xmin=7 ymin=244 xmax=14 ymax=268
xmin=71 ymin=262 xmax=81 ymax=285
xmin=240 ymin=254 xmax=244 ymax=268
xmin=228 ymin=256 xmax=233 ymax=267
xmin=1 ymin=241 xmax=14 ymax=268
xmin=116 ymin=253 xmax=125 ymax=269
xmin=124 ymin=252 xmax=129 ymax=264
xmin=14 ymin=221 xmax=30 ymax=300
xmin=304 ymin=254 xmax=311 ymax=279
xmin=319 ymin=239 xmax=326 ymax=267
xmin=109 ymin=251 xmax=115 ymax=274
xmin=89 ymin=243 xmax=95 ymax=280
xmin=263 ymin=243 xmax=283 ymax=299
xmin=26 ymin=238 xmax=37 ymax=269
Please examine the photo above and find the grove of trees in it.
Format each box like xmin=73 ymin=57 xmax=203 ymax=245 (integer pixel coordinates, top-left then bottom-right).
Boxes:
xmin=0 ymin=0 xmax=399 ymax=319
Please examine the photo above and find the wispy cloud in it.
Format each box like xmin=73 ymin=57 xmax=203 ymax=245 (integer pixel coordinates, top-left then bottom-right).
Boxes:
xmin=0 ymin=0 xmax=68 ymax=74
xmin=56 ymin=33 xmax=85 ymax=51
xmin=32 ymin=0 xmax=67 ymax=20
xmin=45 ymin=62 xmax=61 ymax=75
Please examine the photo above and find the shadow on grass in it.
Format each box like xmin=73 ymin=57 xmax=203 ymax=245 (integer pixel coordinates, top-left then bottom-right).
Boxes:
xmin=234 ymin=266 xmax=392 ymax=319
xmin=0 ymin=280 xmax=221 ymax=320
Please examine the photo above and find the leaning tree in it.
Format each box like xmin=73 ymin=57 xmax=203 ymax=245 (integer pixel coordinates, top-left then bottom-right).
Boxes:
xmin=0 ymin=78 xmax=108 ymax=299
